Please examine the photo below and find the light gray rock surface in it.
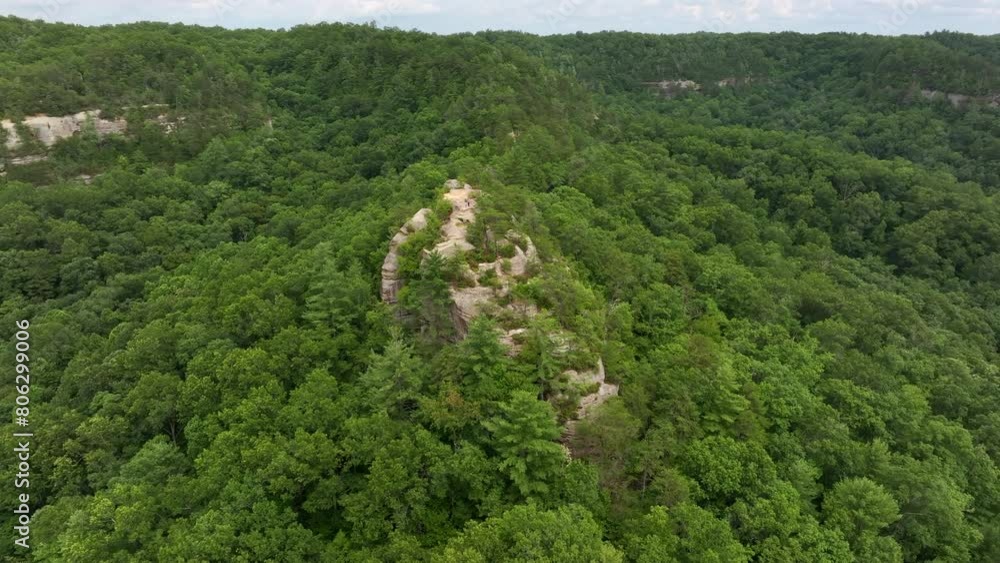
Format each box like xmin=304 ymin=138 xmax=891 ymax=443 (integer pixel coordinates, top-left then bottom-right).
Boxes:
xmin=380 ymin=208 xmax=432 ymax=304
xmin=3 ymin=110 xmax=127 ymax=150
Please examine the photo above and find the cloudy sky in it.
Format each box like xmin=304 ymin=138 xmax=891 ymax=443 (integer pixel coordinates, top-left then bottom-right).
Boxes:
xmin=2 ymin=0 xmax=997 ymax=35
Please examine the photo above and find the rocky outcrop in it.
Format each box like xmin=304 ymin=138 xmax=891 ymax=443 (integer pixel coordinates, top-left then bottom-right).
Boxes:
xmin=643 ymin=79 xmax=701 ymax=97
xmin=920 ymin=89 xmax=1000 ymax=108
xmin=438 ymin=182 xmax=536 ymax=337
xmin=6 ymin=154 xmax=47 ymax=166
xmin=499 ymin=328 xmax=527 ymax=355
xmin=508 ymin=231 xmax=539 ymax=277
xmin=562 ymin=357 xmax=620 ymax=444
xmin=450 ymin=286 xmax=496 ymax=337
xmin=0 ymin=155 xmax=47 ymax=177
xmin=380 ymin=180 xmax=542 ymax=338
xmin=379 ymin=179 xmax=619 ymax=438
xmin=2 ymin=108 xmax=183 ymax=177
xmin=642 ymin=77 xmax=751 ymax=97
xmin=921 ymin=89 xmax=970 ymax=107
xmin=569 ymin=358 xmax=618 ymax=419
xmin=433 ymin=182 xmax=477 ymax=258
xmin=2 ymin=110 xmax=127 ymax=150
xmin=380 ymin=208 xmax=431 ymax=304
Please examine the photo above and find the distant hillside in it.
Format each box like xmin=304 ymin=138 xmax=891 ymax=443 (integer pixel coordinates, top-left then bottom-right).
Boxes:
xmin=476 ymin=31 xmax=1000 ymax=187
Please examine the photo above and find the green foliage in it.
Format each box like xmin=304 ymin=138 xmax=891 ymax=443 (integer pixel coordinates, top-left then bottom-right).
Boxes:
xmin=399 ymin=252 xmax=456 ymax=346
xmin=623 ymin=504 xmax=750 ymax=563
xmin=434 ymin=504 xmax=623 ymax=562
xmin=457 ymin=317 xmax=522 ymax=404
xmin=823 ymin=478 xmax=903 ymax=562
xmin=483 ymin=391 xmax=567 ymax=499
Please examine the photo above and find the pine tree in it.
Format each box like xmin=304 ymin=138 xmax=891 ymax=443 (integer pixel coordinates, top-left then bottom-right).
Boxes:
xmin=483 ymin=391 xmax=566 ymax=499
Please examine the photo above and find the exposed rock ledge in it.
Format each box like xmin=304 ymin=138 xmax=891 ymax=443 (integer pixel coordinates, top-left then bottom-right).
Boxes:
xmin=380 ymin=179 xmax=618 ymax=431
xmin=433 ymin=181 xmax=538 ymax=338
xmin=433 ymin=180 xmax=477 ymax=259
xmin=562 ymin=358 xmax=620 ymax=443
xmin=2 ymin=110 xmax=128 ymax=150
xmin=2 ymin=109 xmax=183 ymax=177
xmin=379 ymin=179 xmax=540 ymax=338
xmin=568 ymin=358 xmax=619 ymax=419
xmin=641 ymin=77 xmax=752 ymax=97
xmin=920 ymin=89 xmax=1000 ymax=108
xmin=0 ymin=155 xmax=49 ymax=177
xmin=380 ymin=207 xmax=431 ymax=304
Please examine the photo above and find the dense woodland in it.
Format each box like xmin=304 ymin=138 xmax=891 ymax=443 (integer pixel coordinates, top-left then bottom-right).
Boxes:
xmin=1 ymin=16 xmax=999 ymax=561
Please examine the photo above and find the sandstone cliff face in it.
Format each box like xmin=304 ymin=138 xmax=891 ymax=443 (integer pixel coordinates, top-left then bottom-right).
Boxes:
xmin=920 ymin=89 xmax=1000 ymax=108
xmin=2 ymin=110 xmax=128 ymax=150
xmin=447 ymin=233 xmax=537 ymax=339
xmin=379 ymin=180 xmax=542 ymax=338
xmin=642 ymin=79 xmax=701 ymax=98
xmin=379 ymin=180 xmax=619 ymax=433
xmin=2 ymin=108 xmax=183 ymax=177
xmin=570 ymin=358 xmax=619 ymax=419
xmin=435 ymin=183 xmax=536 ymax=337
xmin=641 ymin=77 xmax=749 ymax=97
xmin=380 ymin=208 xmax=431 ymax=304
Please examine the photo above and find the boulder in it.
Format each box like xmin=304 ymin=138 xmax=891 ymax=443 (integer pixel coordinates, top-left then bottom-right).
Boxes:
xmin=449 ymin=286 xmax=495 ymax=338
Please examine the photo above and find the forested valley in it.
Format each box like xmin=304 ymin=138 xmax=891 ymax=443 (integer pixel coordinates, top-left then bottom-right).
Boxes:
xmin=1 ymin=16 xmax=999 ymax=561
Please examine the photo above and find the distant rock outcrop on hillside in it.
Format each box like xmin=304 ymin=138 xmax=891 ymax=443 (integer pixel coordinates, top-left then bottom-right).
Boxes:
xmin=642 ymin=77 xmax=751 ymax=97
xmin=1 ymin=108 xmax=182 ymax=176
xmin=2 ymin=110 xmax=127 ymax=150
xmin=920 ymin=88 xmax=1000 ymax=108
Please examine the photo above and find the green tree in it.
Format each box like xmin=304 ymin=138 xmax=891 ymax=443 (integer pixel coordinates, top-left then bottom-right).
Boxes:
xmin=822 ymin=478 xmax=903 ymax=563
xmin=483 ymin=391 xmax=567 ymax=499
xmin=434 ymin=504 xmax=623 ymax=562
xmin=623 ymin=504 xmax=750 ymax=563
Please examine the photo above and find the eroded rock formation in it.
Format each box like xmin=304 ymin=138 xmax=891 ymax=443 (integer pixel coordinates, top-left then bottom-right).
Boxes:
xmin=379 ymin=179 xmax=618 ymax=432
xmin=920 ymin=89 xmax=1000 ymax=108
xmin=380 ymin=180 xmax=540 ymax=338
xmin=433 ymin=182 xmax=477 ymax=258
xmin=570 ymin=358 xmax=619 ymax=419
xmin=380 ymin=207 xmax=431 ymax=304
xmin=561 ymin=356 xmax=621 ymax=445
xmin=450 ymin=285 xmax=495 ymax=337
xmin=642 ymin=79 xmax=701 ymax=97
xmin=2 ymin=110 xmax=127 ymax=150
xmin=1 ymin=108 xmax=184 ymax=177
xmin=437 ymin=184 xmax=539 ymax=337
xmin=641 ymin=77 xmax=750 ymax=97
